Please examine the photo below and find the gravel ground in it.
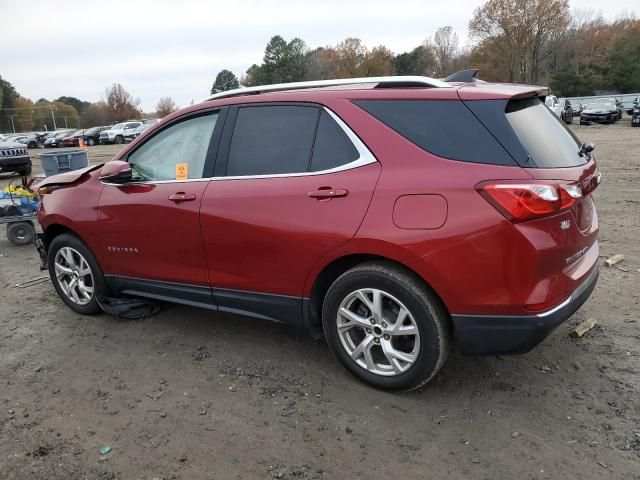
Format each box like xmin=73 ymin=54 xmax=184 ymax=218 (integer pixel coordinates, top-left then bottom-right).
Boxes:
xmin=1 ymin=121 xmax=639 ymax=480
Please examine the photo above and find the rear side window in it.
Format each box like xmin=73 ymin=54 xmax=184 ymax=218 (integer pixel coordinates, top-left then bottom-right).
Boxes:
xmin=355 ymin=100 xmax=515 ymax=166
xmin=226 ymin=106 xmax=319 ymax=176
xmin=310 ymin=111 xmax=359 ymax=171
xmin=504 ymin=98 xmax=585 ymax=168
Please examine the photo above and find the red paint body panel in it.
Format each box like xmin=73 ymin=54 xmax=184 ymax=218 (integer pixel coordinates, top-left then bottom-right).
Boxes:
xmin=200 ymin=163 xmax=381 ymax=296
xmin=96 ymin=182 xmax=210 ymax=285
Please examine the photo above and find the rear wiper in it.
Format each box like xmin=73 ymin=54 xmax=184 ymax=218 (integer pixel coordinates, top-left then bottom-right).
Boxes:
xmin=579 ymin=142 xmax=595 ymax=157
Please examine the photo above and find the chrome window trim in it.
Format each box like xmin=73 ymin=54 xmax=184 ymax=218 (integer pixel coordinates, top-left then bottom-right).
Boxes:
xmin=101 ymin=106 xmax=377 ymax=186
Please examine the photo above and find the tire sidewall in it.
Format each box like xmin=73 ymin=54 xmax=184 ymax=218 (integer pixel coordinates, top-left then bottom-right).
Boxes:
xmin=47 ymin=233 xmax=107 ymax=315
xmin=7 ymin=222 xmax=35 ymax=246
xmin=323 ymin=268 xmax=446 ymax=391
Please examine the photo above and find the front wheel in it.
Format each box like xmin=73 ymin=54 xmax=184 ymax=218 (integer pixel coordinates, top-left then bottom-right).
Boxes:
xmin=47 ymin=233 xmax=107 ymax=315
xmin=322 ymin=262 xmax=451 ymax=391
xmin=87 ymin=138 xmax=95 ymax=146
xmin=115 ymin=135 xmax=124 ymax=144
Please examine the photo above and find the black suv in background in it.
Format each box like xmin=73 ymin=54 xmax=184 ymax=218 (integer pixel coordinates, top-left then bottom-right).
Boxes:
xmin=83 ymin=126 xmax=111 ymax=146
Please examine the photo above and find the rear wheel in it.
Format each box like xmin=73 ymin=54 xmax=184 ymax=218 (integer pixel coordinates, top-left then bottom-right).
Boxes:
xmin=322 ymin=262 xmax=450 ymax=391
xmin=47 ymin=233 xmax=107 ymax=315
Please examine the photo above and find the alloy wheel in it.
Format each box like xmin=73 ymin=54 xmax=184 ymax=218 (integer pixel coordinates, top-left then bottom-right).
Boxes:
xmin=54 ymin=247 xmax=95 ymax=305
xmin=336 ymin=288 xmax=420 ymax=376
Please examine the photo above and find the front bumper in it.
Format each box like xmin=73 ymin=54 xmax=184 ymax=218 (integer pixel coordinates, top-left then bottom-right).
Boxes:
xmin=0 ymin=156 xmax=31 ymax=172
xmin=581 ymin=114 xmax=612 ymax=123
xmin=452 ymin=266 xmax=599 ymax=355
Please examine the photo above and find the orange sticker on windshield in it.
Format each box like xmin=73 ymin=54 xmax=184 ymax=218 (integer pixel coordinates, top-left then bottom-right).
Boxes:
xmin=176 ymin=163 xmax=188 ymax=180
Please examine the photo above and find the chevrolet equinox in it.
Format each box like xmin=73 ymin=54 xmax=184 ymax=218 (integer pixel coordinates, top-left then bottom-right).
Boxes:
xmin=35 ymin=72 xmax=600 ymax=391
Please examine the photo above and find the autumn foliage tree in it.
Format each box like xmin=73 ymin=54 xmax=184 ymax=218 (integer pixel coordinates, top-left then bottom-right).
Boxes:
xmin=156 ymin=97 xmax=178 ymax=118
xmin=104 ymin=83 xmax=141 ymax=122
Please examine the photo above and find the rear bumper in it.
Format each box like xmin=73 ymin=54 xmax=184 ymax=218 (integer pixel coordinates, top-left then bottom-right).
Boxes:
xmin=452 ymin=266 xmax=599 ymax=355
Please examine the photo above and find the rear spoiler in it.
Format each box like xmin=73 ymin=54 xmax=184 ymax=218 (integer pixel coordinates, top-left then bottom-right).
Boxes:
xmin=31 ymin=164 xmax=103 ymax=190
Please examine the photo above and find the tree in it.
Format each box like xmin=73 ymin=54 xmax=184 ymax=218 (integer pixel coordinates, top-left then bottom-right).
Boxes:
xmin=469 ymin=0 xmax=570 ymax=83
xmin=0 ymin=76 xmax=19 ymax=132
xmin=359 ymin=46 xmax=394 ymax=76
xmin=13 ymin=97 xmax=34 ymax=132
xmin=80 ymin=102 xmax=112 ymax=128
xmin=56 ymin=96 xmax=90 ymax=114
xmin=32 ymin=100 xmax=80 ymax=131
xmin=211 ymin=69 xmax=240 ymax=93
xmin=433 ymin=26 xmax=459 ymax=76
xmin=156 ymin=97 xmax=178 ymax=118
xmin=605 ymin=20 xmax=640 ymax=93
xmin=104 ymin=83 xmax=141 ymax=122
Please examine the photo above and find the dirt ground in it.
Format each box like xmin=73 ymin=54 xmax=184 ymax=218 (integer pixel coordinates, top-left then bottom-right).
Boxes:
xmin=1 ymin=120 xmax=639 ymax=480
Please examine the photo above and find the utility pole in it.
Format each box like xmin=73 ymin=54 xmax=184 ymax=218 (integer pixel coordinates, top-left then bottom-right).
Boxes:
xmin=50 ymin=106 xmax=57 ymax=130
xmin=64 ymin=117 xmax=68 ymax=128
xmin=9 ymin=115 xmax=16 ymax=133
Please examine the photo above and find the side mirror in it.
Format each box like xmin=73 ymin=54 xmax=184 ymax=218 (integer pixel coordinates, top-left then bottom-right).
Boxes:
xmin=100 ymin=160 xmax=132 ymax=184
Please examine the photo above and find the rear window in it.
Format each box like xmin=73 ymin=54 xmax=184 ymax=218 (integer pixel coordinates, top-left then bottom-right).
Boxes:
xmin=505 ymin=98 xmax=585 ymax=168
xmin=355 ymin=100 xmax=515 ymax=166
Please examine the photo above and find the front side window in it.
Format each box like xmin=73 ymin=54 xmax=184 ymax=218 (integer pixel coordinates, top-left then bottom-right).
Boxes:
xmin=128 ymin=113 xmax=218 ymax=181
xmin=226 ymin=105 xmax=319 ymax=176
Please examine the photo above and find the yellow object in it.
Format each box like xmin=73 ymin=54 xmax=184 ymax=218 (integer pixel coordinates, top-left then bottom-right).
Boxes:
xmin=175 ymin=163 xmax=188 ymax=180
xmin=3 ymin=185 xmax=35 ymax=198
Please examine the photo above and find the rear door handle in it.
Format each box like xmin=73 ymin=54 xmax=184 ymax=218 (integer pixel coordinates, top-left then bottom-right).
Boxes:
xmin=168 ymin=192 xmax=196 ymax=202
xmin=308 ymin=187 xmax=348 ymax=199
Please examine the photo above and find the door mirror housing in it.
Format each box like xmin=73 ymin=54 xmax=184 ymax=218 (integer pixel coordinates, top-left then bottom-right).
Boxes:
xmin=100 ymin=160 xmax=132 ymax=184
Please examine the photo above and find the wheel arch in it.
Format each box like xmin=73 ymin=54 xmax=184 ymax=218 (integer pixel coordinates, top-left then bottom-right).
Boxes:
xmin=42 ymin=223 xmax=82 ymax=250
xmin=303 ymin=252 xmax=450 ymax=333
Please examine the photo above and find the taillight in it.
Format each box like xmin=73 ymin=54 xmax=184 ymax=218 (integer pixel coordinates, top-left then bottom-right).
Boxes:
xmin=476 ymin=181 xmax=582 ymax=222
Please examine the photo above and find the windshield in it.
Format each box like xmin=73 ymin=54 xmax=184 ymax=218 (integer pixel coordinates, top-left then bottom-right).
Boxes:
xmin=589 ymin=99 xmax=614 ymax=108
xmin=111 ymin=123 xmax=124 ymax=130
xmin=505 ymin=97 xmax=586 ymax=168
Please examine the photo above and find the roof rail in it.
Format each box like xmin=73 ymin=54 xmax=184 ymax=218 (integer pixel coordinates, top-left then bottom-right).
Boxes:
xmin=206 ymin=76 xmax=451 ymax=101
xmin=444 ymin=69 xmax=479 ymax=83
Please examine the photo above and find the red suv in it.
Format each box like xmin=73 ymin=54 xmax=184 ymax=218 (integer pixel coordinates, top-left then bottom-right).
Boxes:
xmin=35 ymin=73 xmax=600 ymax=391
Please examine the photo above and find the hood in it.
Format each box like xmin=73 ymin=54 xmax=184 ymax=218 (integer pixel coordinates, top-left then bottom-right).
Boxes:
xmin=583 ymin=107 xmax=614 ymax=114
xmin=0 ymin=141 xmax=28 ymax=149
xmin=32 ymin=164 xmax=103 ymax=189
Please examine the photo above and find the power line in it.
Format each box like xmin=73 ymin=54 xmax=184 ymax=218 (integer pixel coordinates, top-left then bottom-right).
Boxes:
xmin=0 ymin=104 xmax=63 ymax=112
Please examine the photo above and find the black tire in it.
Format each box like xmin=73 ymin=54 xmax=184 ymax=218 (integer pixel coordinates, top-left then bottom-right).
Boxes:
xmin=18 ymin=162 xmax=32 ymax=177
xmin=6 ymin=221 xmax=35 ymax=246
xmin=115 ymin=135 xmax=124 ymax=144
xmin=322 ymin=261 xmax=451 ymax=391
xmin=28 ymin=141 xmax=37 ymax=149
xmin=565 ymin=114 xmax=572 ymax=124
xmin=87 ymin=138 xmax=95 ymax=146
xmin=47 ymin=233 xmax=108 ymax=315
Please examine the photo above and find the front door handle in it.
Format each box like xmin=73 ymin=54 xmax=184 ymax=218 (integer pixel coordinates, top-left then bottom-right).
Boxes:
xmin=168 ymin=192 xmax=196 ymax=202
xmin=308 ymin=187 xmax=348 ymax=200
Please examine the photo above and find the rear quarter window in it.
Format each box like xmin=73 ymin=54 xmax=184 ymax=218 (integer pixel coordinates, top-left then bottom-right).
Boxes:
xmin=355 ymin=100 xmax=516 ymax=166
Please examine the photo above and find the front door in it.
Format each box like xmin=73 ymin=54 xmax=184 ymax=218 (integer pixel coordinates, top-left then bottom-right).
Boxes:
xmin=199 ymin=104 xmax=380 ymax=321
xmin=96 ymin=111 xmax=223 ymax=297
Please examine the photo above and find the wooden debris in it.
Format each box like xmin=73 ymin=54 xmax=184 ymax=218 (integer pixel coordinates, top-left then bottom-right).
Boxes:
xmin=570 ymin=318 xmax=597 ymax=338
xmin=605 ymin=254 xmax=624 ymax=267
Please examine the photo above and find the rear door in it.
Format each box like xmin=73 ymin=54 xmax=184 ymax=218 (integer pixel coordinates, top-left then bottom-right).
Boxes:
xmin=199 ymin=104 xmax=380 ymax=319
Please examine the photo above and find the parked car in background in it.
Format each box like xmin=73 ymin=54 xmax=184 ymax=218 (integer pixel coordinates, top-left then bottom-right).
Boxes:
xmin=44 ymin=130 xmax=74 ymax=148
xmin=5 ymin=134 xmax=39 ymax=148
xmin=99 ymin=121 xmax=143 ymax=144
xmin=123 ymin=123 xmax=152 ymax=142
xmin=35 ymin=75 xmax=600 ymax=391
xmin=83 ymin=126 xmax=111 ymax=146
xmin=0 ymin=141 xmax=32 ymax=176
xmin=558 ymin=98 xmax=573 ymax=124
xmin=61 ymin=130 xmax=85 ymax=148
xmin=632 ymin=98 xmax=640 ymax=127
xmin=545 ymin=95 xmax=562 ymax=117
xmin=580 ymin=99 xmax=619 ymax=124
xmin=614 ymin=99 xmax=623 ymax=120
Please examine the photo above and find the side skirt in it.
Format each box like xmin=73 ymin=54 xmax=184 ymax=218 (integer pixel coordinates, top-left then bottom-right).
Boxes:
xmin=104 ymin=275 xmax=304 ymax=327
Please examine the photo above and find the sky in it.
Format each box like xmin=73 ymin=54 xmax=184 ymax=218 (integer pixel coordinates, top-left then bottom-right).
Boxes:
xmin=0 ymin=0 xmax=637 ymax=112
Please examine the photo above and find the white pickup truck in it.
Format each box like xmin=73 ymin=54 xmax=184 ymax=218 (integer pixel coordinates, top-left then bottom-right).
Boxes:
xmin=99 ymin=121 xmax=143 ymax=145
